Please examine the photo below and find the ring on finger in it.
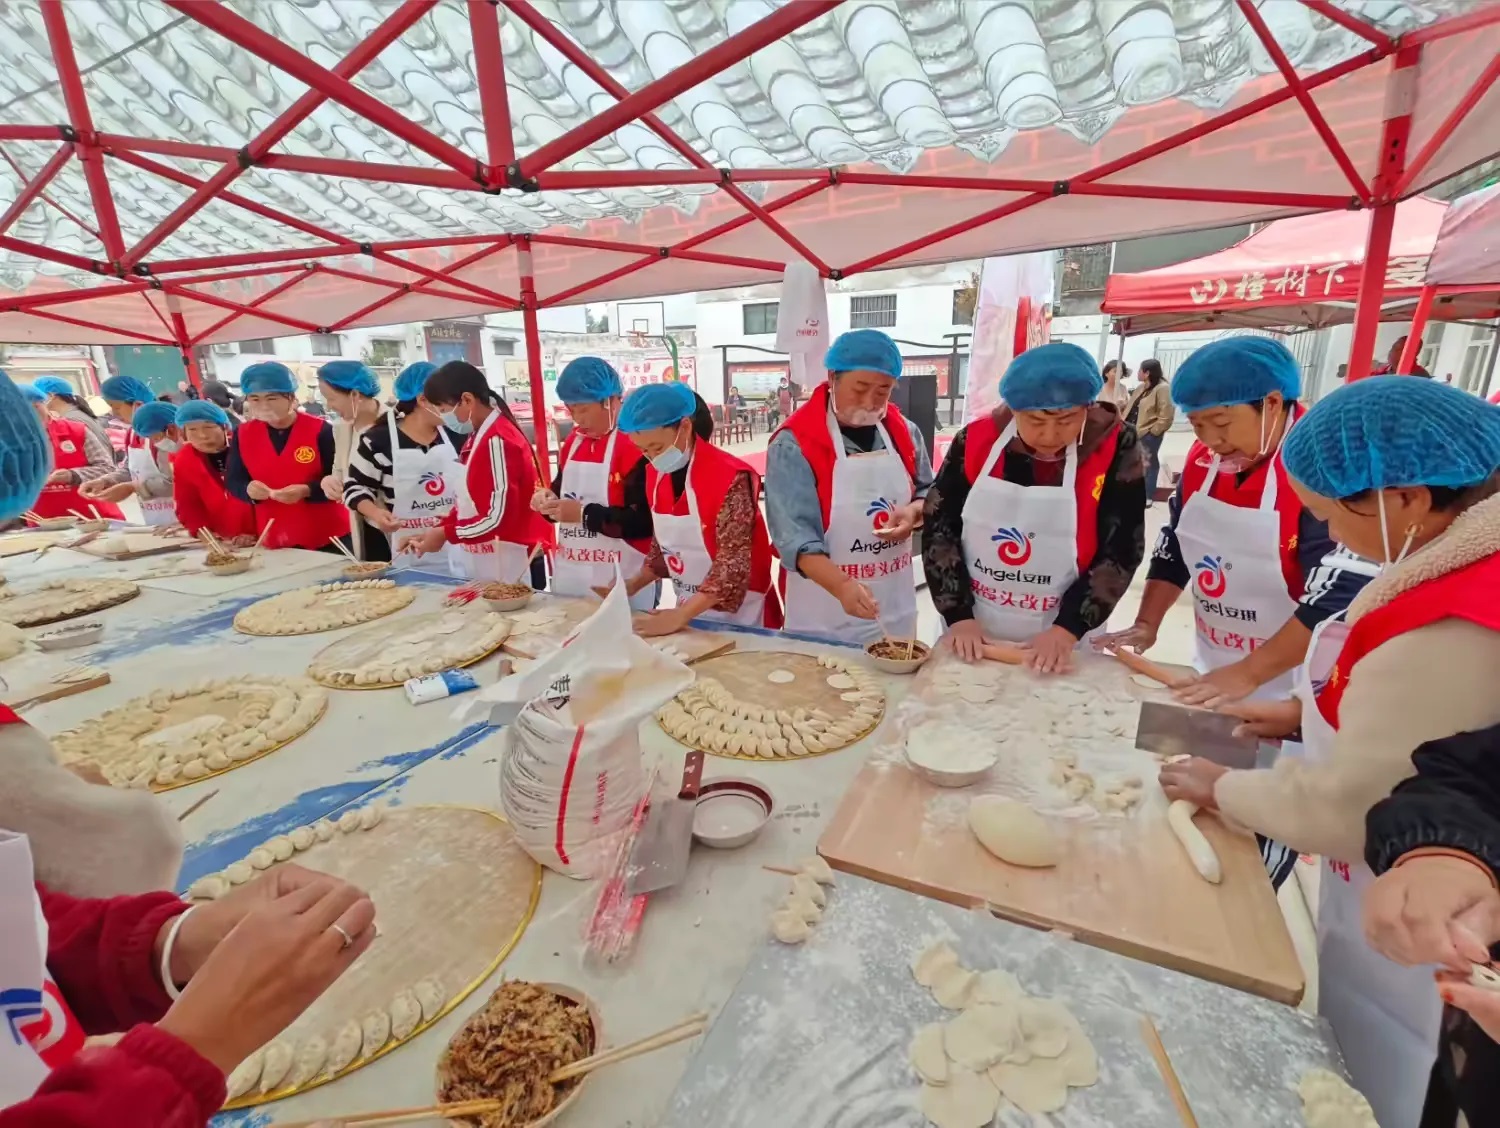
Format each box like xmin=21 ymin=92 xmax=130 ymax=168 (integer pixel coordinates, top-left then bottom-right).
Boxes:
xmin=331 ymin=923 xmax=354 ymax=950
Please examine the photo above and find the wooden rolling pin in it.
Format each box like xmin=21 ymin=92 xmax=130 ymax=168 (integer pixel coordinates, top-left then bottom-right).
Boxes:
xmin=980 ymin=641 xmax=1028 ymax=665
xmin=1106 ymin=645 xmax=1191 ymax=688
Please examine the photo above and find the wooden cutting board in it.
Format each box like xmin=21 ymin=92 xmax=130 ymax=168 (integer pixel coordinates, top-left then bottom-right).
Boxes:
xmin=72 ymin=531 xmax=197 ymax=561
xmin=650 ymin=628 xmax=737 ymax=666
xmin=818 ymin=760 xmax=1304 ymax=1005
xmin=4 ymin=668 xmax=110 ymax=710
xmin=0 ymin=531 xmax=67 ymax=558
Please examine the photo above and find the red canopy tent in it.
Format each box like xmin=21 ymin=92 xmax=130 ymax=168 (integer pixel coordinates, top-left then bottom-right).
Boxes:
xmin=2 ymin=0 xmax=1500 ymax=475
xmin=1101 ymin=196 xmax=1500 ymax=335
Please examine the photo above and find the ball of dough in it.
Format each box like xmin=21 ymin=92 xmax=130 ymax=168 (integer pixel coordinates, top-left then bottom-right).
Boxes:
xmin=246 ymin=846 xmax=275 ymax=870
xmin=967 ymin=796 xmax=1061 ymax=868
xmin=224 ymin=860 xmax=254 ymax=884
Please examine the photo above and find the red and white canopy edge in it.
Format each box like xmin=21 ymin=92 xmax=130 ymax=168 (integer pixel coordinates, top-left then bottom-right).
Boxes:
xmin=2 ymin=0 xmax=1500 ymax=474
xmin=1395 ymin=183 xmax=1500 ymax=374
xmin=1102 ymin=195 xmax=1500 ymax=336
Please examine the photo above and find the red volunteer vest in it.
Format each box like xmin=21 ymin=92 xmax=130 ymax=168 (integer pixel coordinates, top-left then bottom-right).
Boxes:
xmin=645 ymin=440 xmax=783 ymax=628
xmin=29 ymin=418 xmax=124 ymax=523
xmin=235 ymin=414 xmax=349 ymax=550
xmin=962 ymin=412 xmax=1118 ymax=574
xmin=171 ymin=444 xmax=256 ymax=540
xmin=1315 ymin=551 xmax=1500 ymax=729
xmin=557 ymin=427 xmax=652 ymax=556
xmin=772 ymin=383 xmax=919 ymax=528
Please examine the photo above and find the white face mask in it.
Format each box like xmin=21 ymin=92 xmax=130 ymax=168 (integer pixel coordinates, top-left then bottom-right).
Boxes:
xmin=1203 ymin=403 xmax=1280 ymax=474
xmin=155 ymin=439 xmax=180 ymax=454
xmin=1376 ymin=489 xmax=1417 ymax=570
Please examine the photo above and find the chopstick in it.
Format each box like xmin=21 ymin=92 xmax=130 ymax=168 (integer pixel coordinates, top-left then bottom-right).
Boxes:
xmin=510 ymin=543 xmax=544 ymax=584
xmin=329 ymin=535 xmax=360 ymax=564
xmin=1140 ymin=1015 xmax=1199 ymax=1127
xmin=276 ymin=1014 xmax=709 ymax=1128
xmin=176 ymin=789 xmax=218 ymax=822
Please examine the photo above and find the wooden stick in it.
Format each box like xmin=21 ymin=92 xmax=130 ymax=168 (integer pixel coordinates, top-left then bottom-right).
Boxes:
xmin=761 ymin=864 xmax=801 ymax=876
xmin=176 ymin=789 xmax=218 ymax=822
xmin=1106 ymin=645 xmax=1190 ymax=688
xmin=905 ymin=636 xmax=915 ymax=660
xmin=273 ymin=1098 xmax=502 ymax=1128
xmin=546 ymin=1013 xmax=708 ymax=1083
xmin=329 ymin=534 xmax=360 ymax=563
xmin=1140 ymin=1014 xmax=1199 ymax=1127
xmin=254 ymin=518 xmax=276 ymax=549
xmin=511 ymin=542 xmax=544 ymax=584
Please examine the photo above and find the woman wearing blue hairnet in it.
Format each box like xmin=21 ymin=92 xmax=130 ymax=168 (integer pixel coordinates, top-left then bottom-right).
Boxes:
xmin=78 ymin=376 xmax=178 ymax=526
xmin=13 ymin=381 xmax=124 ymax=525
xmin=170 ymin=401 xmax=256 ymax=546
xmin=924 ymin=342 xmax=1147 ymax=673
xmin=316 ymin=360 xmax=384 ymax=559
xmin=32 ymin=375 xmax=113 ymax=453
xmin=766 ymin=329 xmax=932 ymax=644
xmin=531 ymin=357 xmax=655 ymax=609
xmin=1156 ymin=377 xmax=1500 ymax=1127
xmin=342 ymin=361 xmax=463 ymax=568
xmin=1099 ymin=338 xmax=1373 ymax=713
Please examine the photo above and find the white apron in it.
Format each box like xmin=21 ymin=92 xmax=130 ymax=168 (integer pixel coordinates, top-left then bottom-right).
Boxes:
xmin=0 ymin=831 xmax=85 ymax=1106
xmin=552 ymin=429 xmax=653 ymax=611
xmin=959 ymin=422 xmax=1083 ymax=643
xmin=1300 ymin=613 xmax=1442 ymax=1128
xmin=783 ymin=410 xmax=918 ymax=644
xmin=651 ymin=457 xmax=765 ymax=629
xmin=126 ymin=437 xmax=175 ymax=526
xmin=1174 ymin=452 xmax=1300 ymax=700
xmin=454 ymin=408 xmax=531 ymax=584
xmin=388 ymin=412 xmax=463 ymax=577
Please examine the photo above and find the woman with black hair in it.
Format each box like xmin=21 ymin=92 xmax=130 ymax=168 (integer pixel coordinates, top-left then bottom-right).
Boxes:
xmin=343 ymin=362 xmax=462 ymax=566
xmin=399 ymin=361 xmax=549 ymax=582
xmin=1123 ymin=358 xmax=1173 ymax=503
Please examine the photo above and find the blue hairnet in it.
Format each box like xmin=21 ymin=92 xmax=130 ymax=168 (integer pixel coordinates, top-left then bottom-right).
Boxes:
xmin=1000 ymin=342 xmax=1103 ymax=411
xmin=618 ymin=381 xmax=697 ymax=434
xmin=1171 ymin=337 xmax=1301 ymax=412
xmin=32 ymin=375 xmax=73 ymax=398
xmin=0 ymin=370 xmax=52 ymax=523
xmin=825 ymin=329 xmax=902 ymax=379
xmin=176 ymin=400 xmax=230 ymax=428
xmin=317 ymin=359 xmax=380 ymax=398
xmin=556 ymin=356 xmax=623 ymax=404
xmin=394 ymin=361 xmax=437 ymax=403
xmin=131 ymin=400 xmax=178 ymax=438
xmin=1283 ymin=376 xmax=1500 ymax=498
xmin=99 ymin=374 xmax=153 ymax=404
xmin=240 ymin=361 xmax=297 ymax=396
xmin=18 ymin=382 xmax=45 ymax=405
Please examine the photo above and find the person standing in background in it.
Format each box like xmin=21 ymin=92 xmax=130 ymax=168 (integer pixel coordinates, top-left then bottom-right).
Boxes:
xmin=119 ymin=401 xmax=182 ymax=528
xmin=1098 ymin=360 xmax=1130 ymax=412
xmin=1368 ymin=335 xmax=1433 ymax=379
xmin=200 ymin=378 xmax=243 ymax=421
xmin=1123 ymin=358 xmax=1173 ymax=506
xmin=774 ymin=375 xmax=794 ymax=428
xmin=80 ymin=374 xmax=159 ymax=509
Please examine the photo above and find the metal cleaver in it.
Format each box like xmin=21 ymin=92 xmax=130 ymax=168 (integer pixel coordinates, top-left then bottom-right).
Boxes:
xmin=1134 ymin=701 xmax=1259 ymax=768
xmin=626 ymin=750 xmax=705 ymax=896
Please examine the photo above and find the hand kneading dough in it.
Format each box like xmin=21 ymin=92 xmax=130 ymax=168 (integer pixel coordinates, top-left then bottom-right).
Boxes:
xmin=1298 ymin=1068 xmax=1378 ymax=1128
xmin=920 ymin=1067 xmax=1000 ymax=1128
xmin=909 ymin=1023 xmax=948 ymax=1086
xmin=967 ymin=795 xmax=1060 ymax=868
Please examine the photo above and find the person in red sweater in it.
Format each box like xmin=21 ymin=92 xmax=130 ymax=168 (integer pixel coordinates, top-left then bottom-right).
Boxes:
xmin=400 ymin=361 xmax=550 ymax=582
xmin=168 ymin=401 xmax=256 ymax=545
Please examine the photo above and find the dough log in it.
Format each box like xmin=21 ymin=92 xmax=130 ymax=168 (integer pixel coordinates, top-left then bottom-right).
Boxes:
xmin=1166 ymin=800 xmax=1222 ymax=884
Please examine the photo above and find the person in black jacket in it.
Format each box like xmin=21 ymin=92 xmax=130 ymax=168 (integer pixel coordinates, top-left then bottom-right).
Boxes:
xmin=1365 ymin=721 xmax=1500 ymax=1127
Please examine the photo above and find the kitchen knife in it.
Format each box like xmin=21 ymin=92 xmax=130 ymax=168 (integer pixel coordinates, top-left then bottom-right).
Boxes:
xmin=1134 ymin=701 xmax=1259 ymax=768
xmin=626 ymin=750 xmax=705 ymax=896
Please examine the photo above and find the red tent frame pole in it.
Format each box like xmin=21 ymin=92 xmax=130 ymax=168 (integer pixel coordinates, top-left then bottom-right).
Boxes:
xmin=39 ymin=0 xmax=126 ymax=266
xmin=1392 ymin=53 xmax=1500 ymax=199
xmin=169 ymin=307 xmax=203 ymax=389
xmin=467 ymin=0 xmax=515 ymax=173
xmin=329 ymin=240 xmax=515 ymax=330
xmin=190 ymin=268 xmax=319 ymax=344
xmin=1396 ymin=287 xmax=1435 ymax=375
xmin=369 ymin=250 xmax=518 ymax=310
xmin=0 ymin=144 xmax=73 ymax=237
xmin=517 ymin=237 xmax=551 ymax=481
xmin=0 ymin=233 xmax=101 ymax=274
xmin=160 ymin=283 xmax=324 ymax=335
xmin=1347 ymin=46 xmax=1421 ymax=382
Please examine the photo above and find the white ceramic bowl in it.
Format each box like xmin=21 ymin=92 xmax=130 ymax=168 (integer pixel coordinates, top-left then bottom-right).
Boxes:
xmin=484 ymin=590 xmax=534 ymax=613
xmin=692 ymin=777 xmax=774 ymax=848
xmin=33 ymin=621 xmax=104 ymax=651
xmin=864 ymin=638 xmax=933 ymax=674
xmin=904 ymin=734 xmax=998 ymax=788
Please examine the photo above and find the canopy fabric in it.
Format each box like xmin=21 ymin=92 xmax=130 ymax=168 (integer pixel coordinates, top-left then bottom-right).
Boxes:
xmin=1103 ymin=196 xmax=1500 ymax=334
xmin=0 ymin=0 xmax=1499 ymax=347
xmin=1427 ymin=183 xmax=1500 ymax=288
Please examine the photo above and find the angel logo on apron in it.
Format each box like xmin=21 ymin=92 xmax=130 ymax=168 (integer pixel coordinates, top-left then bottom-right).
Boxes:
xmin=1173 ymin=451 xmax=1299 ymax=700
xmin=453 ymin=409 xmax=531 ymax=584
xmin=551 ymin=428 xmax=652 ymax=611
xmin=1296 ymin=613 xmax=1442 ymax=1128
xmin=783 ymin=408 xmax=917 ymax=644
xmin=651 ymin=462 xmax=765 ymax=628
xmin=958 ymin=421 xmax=1083 ymax=643
xmin=388 ymin=413 xmax=462 ymax=577
xmin=126 ymin=437 xmax=176 ymax=527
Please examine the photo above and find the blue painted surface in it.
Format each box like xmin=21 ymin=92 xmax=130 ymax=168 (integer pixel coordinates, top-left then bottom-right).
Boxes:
xmin=213 ymin=1107 xmax=273 ymax=1128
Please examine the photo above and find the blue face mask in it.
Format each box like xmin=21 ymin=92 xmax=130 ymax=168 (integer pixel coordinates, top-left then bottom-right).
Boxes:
xmin=441 ymin=407 xmax=473 ymax=435
xmin=650 ymin=438 xmax=688 ymax=474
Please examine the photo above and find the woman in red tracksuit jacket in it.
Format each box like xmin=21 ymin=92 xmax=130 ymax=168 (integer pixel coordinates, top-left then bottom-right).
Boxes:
xmin=400 ymin=361 xmax=551 ymax=581
xmin=169 ymin=401 xmax=256 ymax=544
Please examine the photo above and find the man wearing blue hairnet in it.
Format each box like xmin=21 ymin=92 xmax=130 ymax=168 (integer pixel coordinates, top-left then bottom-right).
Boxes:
xmin=924 ymin=342 xmax=1147 ymax=673
xmin=11 ymin=378 xmax=125 ymax=524
xmin=765 ymin=329 xmax=933 ymax=643
xmin=530 ymin=357 xmax=656 ymax=609
xmin=1100 ymin=338 xmax=1372 ymax=706
xmin=79 ymin=388 xmax=180 ymax=526
xmin=1157 ymin=376 xmax=1500 ymax=1128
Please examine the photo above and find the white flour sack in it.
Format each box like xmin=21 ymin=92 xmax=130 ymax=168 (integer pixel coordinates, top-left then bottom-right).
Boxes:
xmin=490 ymin=581 xmax=692 ymax=877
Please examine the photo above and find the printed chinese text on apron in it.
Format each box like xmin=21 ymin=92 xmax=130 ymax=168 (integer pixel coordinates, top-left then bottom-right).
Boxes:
xmin=651 ymin=456 xmax=765 ymax=628
xmin=453 ymin=408 xmax=530 ymax=584
xmin=1174 ymin=452 xmax=1300 ymax=700
xmin=127 ymin=437 xmax=175 ymax=527
xmin=552 ymin=428 xmax=652 ymax=611
xmin=783 ymin=407 xmax=917 ymax=644
xmin=958 ymin=421 xmax=1082 ymax=644
xmin=388 ymin=412 xmax=463 ymax=577
xmin=1299 ymin=613 xmax=1441 ymax=1128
